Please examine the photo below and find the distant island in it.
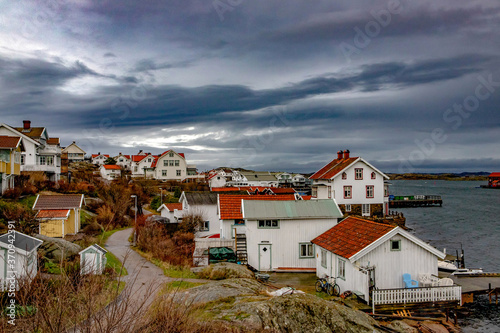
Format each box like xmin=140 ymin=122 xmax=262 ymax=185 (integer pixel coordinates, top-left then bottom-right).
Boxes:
xmin=387 ymin=172 xmax=489 ymax=181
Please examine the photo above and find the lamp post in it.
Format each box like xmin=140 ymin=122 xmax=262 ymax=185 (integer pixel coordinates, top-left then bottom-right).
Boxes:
xmin=131 ymin=195 xmax=137 ymax=246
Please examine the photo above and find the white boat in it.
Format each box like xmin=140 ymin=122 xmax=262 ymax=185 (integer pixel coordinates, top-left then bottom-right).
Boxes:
xmin=451 ymin=268 xmax=483 ymax=276
xmin=438 ymin=260 xmax=458 ymax=273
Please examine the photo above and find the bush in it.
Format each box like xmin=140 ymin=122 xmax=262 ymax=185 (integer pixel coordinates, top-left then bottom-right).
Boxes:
xmin=2 ymin=187 xmax=22 ymax=199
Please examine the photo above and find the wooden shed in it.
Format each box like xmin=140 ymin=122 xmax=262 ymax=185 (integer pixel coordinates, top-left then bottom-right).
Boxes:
xmin=33 ymin=194 xmax=84 ymax=238
xmin=79 ymin=244 xmax=107 ymax=275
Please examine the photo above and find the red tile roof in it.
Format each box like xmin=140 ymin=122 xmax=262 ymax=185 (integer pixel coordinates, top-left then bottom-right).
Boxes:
xmin=309 ymin=157 xmax=359 ymax=180
xmin=92 ymin=154 xmax=110 ymax=158
xmin=131 ymin=155 xmax=147 ymax=162
xmin=36 ymin=209 xmax=70 ymax=219
xmin=13 ymin=127 xmax=45 ymax=138
xmin=219 ymin=194 xmax=297 ymax=220
xmin=46 ymin=138 xmax=60 ymax=145
xmin=103 ymin=165 xmax=121 ymax=170
xmin=33 ymin=194 xmax=83 ymax=210
xmin=0 ymin=136 xmax=22 ymax=149
xmin=165 ymin=203 xmax=182 ymax=211
xmin=311 ymin=216 xmax=395 ymax=259
xmin=159 ymin=150 xmax=185 ymax=159
xmin=211 ymin=187 xmax=245 ymax=192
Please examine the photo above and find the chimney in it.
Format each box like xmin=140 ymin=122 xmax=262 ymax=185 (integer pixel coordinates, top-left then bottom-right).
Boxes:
xmin=344 ymin=149 xmax=350 ymax=159
xmin=337 ymin=150 xmax=343 ymax=160
xmin=23 ymin=120 xmax=31 ymax=130
xmin=98 ymin=152 xmax=100 ymax=155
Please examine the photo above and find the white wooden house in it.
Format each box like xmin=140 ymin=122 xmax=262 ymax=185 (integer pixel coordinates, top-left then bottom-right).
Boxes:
xmin=80 ymin=244 xmax=108 ymax=275
xmin=240 ymin=199 xmax=343 ymax=271
xmin=0 ymin=121 xmax=62 ymax=182
xmin=91 ymin=153 xmax=110 ymax=166
xmin=130 ymin=153 xmax=155 ymax=177
xmin=179 ymin=192 xmax=219 ymax=237
xmin=311 ymin=216 xmax=457 ymax=306
xmin=0 ymin=231 xmax=43 ymax=291
xmin=157 ymin=203 xmax=183 ymax=223
xmin=310 ymin=150 xmax=390 ymax=217
xmin=100 ymin=164 xmax=122 ymax=181
xmin=62 ymin=142 xmax=86 ymax=162
xmin=114 ymin=153 xmax=131 ymax=169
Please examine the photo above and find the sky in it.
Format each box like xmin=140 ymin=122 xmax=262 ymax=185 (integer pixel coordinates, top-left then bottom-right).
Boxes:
xmin=1 ymin=0 xmax=499 ymax=173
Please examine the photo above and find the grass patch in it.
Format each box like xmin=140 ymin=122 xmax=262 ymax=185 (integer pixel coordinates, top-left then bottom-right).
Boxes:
xmin=105 ymin=251 xmax=128 ymax=276
xmin=44 ymin=261 xmax=62 ymax=274
xmin=164 ymin=281 xmax=202 ymax=290
xmin=18 ymin=195 xmax=37 ymax=208
xmin=135 ymin=248 xmax=197 ymax=279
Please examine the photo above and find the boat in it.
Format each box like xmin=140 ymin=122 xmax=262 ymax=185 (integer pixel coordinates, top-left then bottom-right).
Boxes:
xmin=450 ymin=268 xmax=484 ymax=276
xmin=438 ymin=260 xmax=458 ymax=273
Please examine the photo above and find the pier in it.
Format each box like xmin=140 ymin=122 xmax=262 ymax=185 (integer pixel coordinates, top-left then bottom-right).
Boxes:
xmin=389 ymin=195 xmax=442 ymax=208
xmin=449 ymin=273 xmax=500 ymax=305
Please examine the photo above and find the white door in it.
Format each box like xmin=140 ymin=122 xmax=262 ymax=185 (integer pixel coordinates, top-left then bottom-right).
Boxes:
xmin=81 ymin=253 xmax=97 ymax=275
xmin=258 ymin=244 xmax=272 ymax=271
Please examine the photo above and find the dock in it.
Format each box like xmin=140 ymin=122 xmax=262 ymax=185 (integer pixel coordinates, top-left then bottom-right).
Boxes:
xmin=389 ymin=195 xmax=442 ymax=208
xmin=449 ymin=273 xmax=500 ymax=304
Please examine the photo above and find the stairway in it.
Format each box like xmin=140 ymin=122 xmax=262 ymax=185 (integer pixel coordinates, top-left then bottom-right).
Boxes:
xmin=235 ymin=233 xmax=248 ymax=265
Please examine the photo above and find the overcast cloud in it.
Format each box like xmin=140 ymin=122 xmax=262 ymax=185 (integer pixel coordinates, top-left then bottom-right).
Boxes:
xmin=1 ymin=0 xmax=499 ymax=173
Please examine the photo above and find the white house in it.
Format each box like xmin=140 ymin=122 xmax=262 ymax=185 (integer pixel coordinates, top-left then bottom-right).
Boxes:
xmin=100 ymin=164 xmax=122 ymax=181
xmin=80 ymin=244 xmax=108 ymax=275
xmin=310 ymin=150 xmax=390 ymax=217
xmin=154 ymin=150 xmax=188 ymax=181
xmin=130 ymin=153 xmax=155 ymax=177
xmin=0 ymin=231 xmax=43 ymax=291
xmin=113 ymin=153 xmax=131 ymax=170
xmin=230 ymin=171 xmax=279 ymax=187
xmin=240 ymin=199 xmax=343 ymax=271
xmin=91 ymin=153 xmax=110 ymax=166
xmin=208 ymin=169 xmax=229 ymax=189
xmin=0 ymin=121 xmax=62 ymax=182
xmin=157 ymin=203 xmax=183 ymax=223
xmin=62 ymin=142 xmax=86 ymax=163
xmin=312 ymin=216 xmax=447 ymax=303
xmin=179 ymin=192 xmax=219 ymax=237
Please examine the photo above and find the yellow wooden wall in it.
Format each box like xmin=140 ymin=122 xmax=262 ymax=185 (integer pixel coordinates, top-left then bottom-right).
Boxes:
xmin=40 ymin=219 xmax=66 ymax=238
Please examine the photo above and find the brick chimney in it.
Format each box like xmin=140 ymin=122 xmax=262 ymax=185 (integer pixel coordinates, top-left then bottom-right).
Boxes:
xmin=23 ymin=120 xmax=31 ymax=130
xmin=337 ymin=150 xmax=343 ymax=160
xmin=344 ymin=149 xmax=350 ymax=159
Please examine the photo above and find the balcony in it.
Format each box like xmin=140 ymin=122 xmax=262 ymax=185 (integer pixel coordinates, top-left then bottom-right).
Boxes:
xmin=21 ymin=164 xmax=60 ymax=174
xmin=372 ymin=285 xmax=462 ymax=313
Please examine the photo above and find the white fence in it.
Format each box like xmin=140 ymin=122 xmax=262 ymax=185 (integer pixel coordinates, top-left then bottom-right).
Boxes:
xmin=372 ymin=286 xmax=462 ymax=313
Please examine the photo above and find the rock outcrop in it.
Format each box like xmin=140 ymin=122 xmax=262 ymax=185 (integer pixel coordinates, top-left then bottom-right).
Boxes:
xmin=35 ymin=234 xmax=82 ymax=262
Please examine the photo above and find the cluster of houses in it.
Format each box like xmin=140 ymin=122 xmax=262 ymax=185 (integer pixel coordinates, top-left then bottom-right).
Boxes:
xmin=0 ymin=132 xmax=462 ymax=308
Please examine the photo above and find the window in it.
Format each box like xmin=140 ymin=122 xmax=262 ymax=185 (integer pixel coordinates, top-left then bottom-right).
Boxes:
xmin=39 ymin=156 xmax=53 ymax=165
xmin=312 ymin=187 xmax=317 ymax=198
xmin=175 ymin=160 xmax=179 ymax=166
xmin=169 ymin=152 xmax=174 ymax=157
xmin=199 ymin=221 xmax=209 ymax=231
xmin=20 ymin=154 xmax=25 ymax=165
xmin=343 ymin=186 xmax=352 ymax=199
xmin=338 ymin=258 xmax=346 ymax=280
xmin=384 ymin=185 xmax=389 ymax=197
xmin=299 ymin=243 xmax=314 ymax=258
xmin=321 ymin=250 xmax=327 ymax=268
xmin=258 ymin=220 xmax=279 ymax=229
xmin=328 ymin=186 xmax=331 ymax=198
xmin=371 ymin=172 xmax=376 ymax=179
xmin=14 ymin=152 xmax=20 ymax=164
xmin=355 ymin=168 xmax=363 ymax=180
xmin=134 ymin=166 xmax=138 ymax=172
xmin=362 ymin=204 xmax=370 ymax=216
xmin=391 ymin=240 xmax=401 ymax=251
xmin=366 ymin=185 xmax=374 ymax=198
xmin=234 ymin=219 xmax=245 ymax=225
xmin=162 ymin=170 xmax=167 ymax=176
xmin=168 ymin=160 xmax=173 ymax=166
xmin=345 ymin=204 xmax=351 ymax=212
xmin=163 ymin=160 xmax=168 ymax=166
xmin=176 ymin=170 xmax=181 ymax=176
xmin=342 ymin=172 xmax=347 ymax=180
xmin=148 ymin=158 xmax=151 ymax=162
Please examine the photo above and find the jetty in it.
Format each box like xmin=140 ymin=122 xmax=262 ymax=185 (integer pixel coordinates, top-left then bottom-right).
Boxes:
xmin=389 ymin=195 xmax=442 ymax=208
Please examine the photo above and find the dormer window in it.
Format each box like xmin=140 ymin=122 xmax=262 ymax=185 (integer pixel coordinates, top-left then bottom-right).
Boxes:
xmin=169 ymin=152 xmax=174 ymax=157
xmin=342 ymin=172 xmax=347 ymax=180
xmin=371 ymin=172 xmax=376 ymax=179
xmin=355 ymin=168 xmax=363 ymax=180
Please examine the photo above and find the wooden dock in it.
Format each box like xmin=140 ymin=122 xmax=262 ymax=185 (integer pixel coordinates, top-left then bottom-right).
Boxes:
xmin=389 ymin=195 xmax=442 ymax=208
xmin=449 ymin=273 xmax=500 ymax=304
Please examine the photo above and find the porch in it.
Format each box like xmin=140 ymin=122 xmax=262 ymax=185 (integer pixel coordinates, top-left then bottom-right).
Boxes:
xmin=372 ymin=285 xmax=462 ymax=313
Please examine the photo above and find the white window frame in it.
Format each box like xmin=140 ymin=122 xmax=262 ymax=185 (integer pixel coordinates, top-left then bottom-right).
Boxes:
xmin=321 ymin=249 xmax=327 ymax=268
xmin=162 ymin=170 xmax=167 ymax=177
xmin=176 ymin=170 xmax=181 ymax=176
xmin=344 ymin=186 xmax=352 ymax=199
xmin=362 ymin=204 xmax=370 ymax=216
xmin=338 ymin=258 xmax=346 ymax=280
xmin=258 ymin=220 xmax=279 ymax=229
xmin=345 ymin=204 xmax=351 ymax=212
xmin=366 ymin=185 xmax=374 ymax=198
xmin=299 ymin=243 xmax=314 ymax=259
xmin=175 ymin=160 xmax=179 ymax=166
xmin=355 ymin=168 xmax=363 ymax=180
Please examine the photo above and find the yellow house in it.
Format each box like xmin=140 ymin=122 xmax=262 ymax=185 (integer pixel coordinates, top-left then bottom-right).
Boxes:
xmin=33 ymin=194 xmax=84 ymax=238
xmin=0 ymin=136 xmax=23 ymax=194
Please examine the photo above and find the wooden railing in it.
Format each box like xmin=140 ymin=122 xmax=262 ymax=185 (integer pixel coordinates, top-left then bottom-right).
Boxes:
xmin=372 ymin=286 xmax=462 ymax=313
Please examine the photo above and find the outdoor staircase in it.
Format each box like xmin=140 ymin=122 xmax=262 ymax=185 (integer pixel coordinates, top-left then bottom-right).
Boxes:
xmin=235 ymin=233 xmax=248 ymax=265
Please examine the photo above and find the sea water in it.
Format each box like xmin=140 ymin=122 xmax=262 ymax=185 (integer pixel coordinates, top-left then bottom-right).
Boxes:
xmin=391 ymin=180 xmax=500 ymax=332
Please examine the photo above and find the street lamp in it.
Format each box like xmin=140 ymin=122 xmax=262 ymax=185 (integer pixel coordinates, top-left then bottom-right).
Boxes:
xmin=131 ymin=195 xmax=137 ymax=246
